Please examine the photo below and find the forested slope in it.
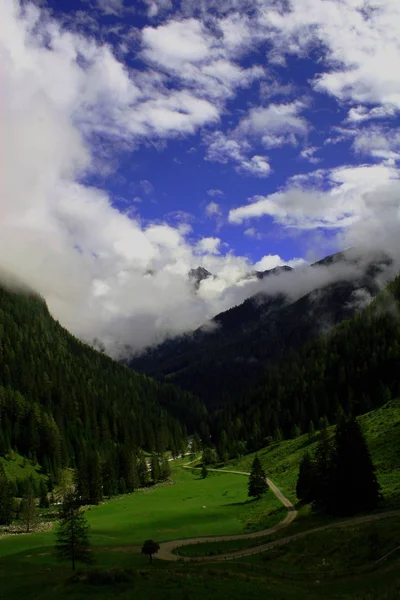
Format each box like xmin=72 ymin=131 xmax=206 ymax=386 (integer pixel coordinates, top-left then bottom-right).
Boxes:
xmin=0 ymin=283 xmax=206 ymax=482
xmin=211 ymin=275 xmax=400 ymax=456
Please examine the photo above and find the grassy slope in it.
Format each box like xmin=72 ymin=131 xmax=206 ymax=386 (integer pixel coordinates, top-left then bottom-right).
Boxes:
xmin=176 ymin=399 xmax=400 ymax=557
xmin=224 ymin=398 xmax=400 ymax=507
xmin=1 ymin=451 xmax=47 ymax=486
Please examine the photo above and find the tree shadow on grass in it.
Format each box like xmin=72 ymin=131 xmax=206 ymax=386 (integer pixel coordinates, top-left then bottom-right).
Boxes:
xmin=222 ymin=498 xmax=258 ymax=507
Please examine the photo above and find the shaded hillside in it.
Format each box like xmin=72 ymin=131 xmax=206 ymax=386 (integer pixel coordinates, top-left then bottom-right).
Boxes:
xmin=0 ymin=283 xmax=206 ymax=480
xmin=130 ymin=250 xmax=392 ymax=407
xmin=211 ymin=274 xmax=400 ymax=457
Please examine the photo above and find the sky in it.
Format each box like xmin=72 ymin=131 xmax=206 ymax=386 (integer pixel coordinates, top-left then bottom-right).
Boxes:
xmin=1 ymin=0 xmax=400 ymax=355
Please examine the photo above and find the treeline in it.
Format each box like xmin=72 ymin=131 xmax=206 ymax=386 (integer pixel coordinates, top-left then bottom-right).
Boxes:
xmin=209 ymin=275 xmax=400 ymax=456
xmin=0 ymin=284 xmax=207 ymax=485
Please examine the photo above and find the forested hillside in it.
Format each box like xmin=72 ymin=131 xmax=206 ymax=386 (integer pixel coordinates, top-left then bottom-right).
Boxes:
xmin=131 ymin=250 xmax=392 ymax=407
xmin=210 ymin=274 xmax=400 ymax=456
xmin=0 ymin=283 xmax=206 ymax=484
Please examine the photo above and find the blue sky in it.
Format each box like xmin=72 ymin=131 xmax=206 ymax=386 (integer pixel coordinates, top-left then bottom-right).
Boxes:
xmin=2 ymin=0 xmax=400 ymax=353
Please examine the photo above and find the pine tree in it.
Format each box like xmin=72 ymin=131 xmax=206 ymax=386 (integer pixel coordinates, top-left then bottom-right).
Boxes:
xmin=248 ymin=455 xmax=268 ymax=499
xmin=20 ymin=479 xmax=37 ymax=533
xmin=312 ymin=427 xmax=334 ymax=511
xmin=296 ymin=452 xmax=315 ymax=503
xmin=150 ymin=453 xmax=160 ymax=484
xmin=137 ymin=454 xmax=148 ymax=487
xmin=159 ymin=457 xmax=171 ymax=481
xmin=39 ymin=479 xmax=50 ymax=508
xmin=0 ymin=463 xmax=13 ymax=525
xmin=56 ymin=492 xmax=92 ymax=571
xmin=329 ymin=415 xmax=381 ymax=516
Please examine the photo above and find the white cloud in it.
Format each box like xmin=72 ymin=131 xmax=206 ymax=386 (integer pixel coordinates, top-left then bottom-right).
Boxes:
xmin=96 ymin=0 xmax=124 ymax=16
xmin=205 ymin=201 xmax=222 ymax=217
xmin=254 ymin=254 xmax=306 ymax=271
xmin=352 ymin=127 xmax=400 ymax=162
xmin=143 ymin=0 xmax=173 ymax=18
xmin=258 ymin=0 xmax=400 ymax=111
xmin=196 ymin=237 xmax=221 ymax=255
xmin=207 ymin=188 xmax=224 ymax=197
xmin=140 ymin=179 xmax=154 ymax=195
xmin=204 ymin=131 xmax=270 ymax=178
xmin=236 ymin=155 xmax=271 ymax=178
xmin=346 ymin=105 xmax=398 ymax=124
xmin=300 ymin=146 xmax=320 ymax=164
xmin=236 ymin=101 xmax=308 ymax=148
xmin=229 ymin=164 xmax=400 ymax=231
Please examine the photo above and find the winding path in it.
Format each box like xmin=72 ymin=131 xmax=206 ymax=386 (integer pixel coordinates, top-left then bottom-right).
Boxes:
xmin=157 ymin=465 xmax=297 ymax=561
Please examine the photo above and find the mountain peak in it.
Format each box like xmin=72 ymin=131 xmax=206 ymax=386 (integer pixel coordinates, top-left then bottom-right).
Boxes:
xmin=188 ymin=267 xmax=213 ymax=289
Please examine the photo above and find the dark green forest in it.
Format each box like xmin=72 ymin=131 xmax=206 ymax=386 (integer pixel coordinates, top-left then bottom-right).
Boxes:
xmin=0 ymin=284 xmax=206 ymax=489
xmin=210 ymin=275 xmax=400 ymax=456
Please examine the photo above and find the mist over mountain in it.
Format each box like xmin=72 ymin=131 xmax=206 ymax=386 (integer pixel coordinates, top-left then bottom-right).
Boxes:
xmin=130 ymin=248 xmax=394 ymax=407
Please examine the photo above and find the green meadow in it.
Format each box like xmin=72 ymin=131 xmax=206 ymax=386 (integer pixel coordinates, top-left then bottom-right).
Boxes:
xmin=0 ymin=466 xmax=282 ymax=558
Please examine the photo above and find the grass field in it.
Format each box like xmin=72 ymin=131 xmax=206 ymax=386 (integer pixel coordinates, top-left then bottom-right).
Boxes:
xmin=1 ymin=400 xmax=400 ymax=599
xmin=0 ymin=465 xmax=283 ymax=558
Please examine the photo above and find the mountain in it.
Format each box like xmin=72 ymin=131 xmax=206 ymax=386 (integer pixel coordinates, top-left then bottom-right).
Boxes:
xmin=212 ymin=272 xmax=400 ymax=456
xmin=130 ymin=249 xmax=393 ymax=407
xmin=188 ymin=266 xmax=213 ymax=289
xmin=0 ymin=281 xmax=206 ymax=482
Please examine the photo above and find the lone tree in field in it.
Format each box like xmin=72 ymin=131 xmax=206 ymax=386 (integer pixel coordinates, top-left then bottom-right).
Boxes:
xmin=248 ymin=456 xmax=268 ymax=499
xmin=55 ymin=492 xmax=92 ymax=571
xmin=142 ymin=539 xmax=160 ymax=563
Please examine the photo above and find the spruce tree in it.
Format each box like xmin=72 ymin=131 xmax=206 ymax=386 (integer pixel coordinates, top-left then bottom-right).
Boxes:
xmin=150 ymin=453 xmax=160 ymax=484
xmin=248 ymin=455 xmax=268 ymax=499
xmin=0 ymin=463 xmax=13 ymax=525
xmin=296 ymin=452 xmax=316 ymax=503
xmin=312 ymin=428 xmax=334 ymax=511
xmin=20 ymin=478 xmax=37 ymax=533
xmin=56 ymin=492 xmax=92 ymax=571
xmin=330 ymin=415 xmax=381 ymax=516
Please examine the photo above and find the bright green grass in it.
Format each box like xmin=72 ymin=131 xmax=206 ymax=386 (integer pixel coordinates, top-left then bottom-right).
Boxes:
xmin=1 ymin=451 xmax=47 ymax=485
xmin=0 ymin=466 xmax=282 ymax=557
xmin=224 ymin=398 xmax=400 ymax=507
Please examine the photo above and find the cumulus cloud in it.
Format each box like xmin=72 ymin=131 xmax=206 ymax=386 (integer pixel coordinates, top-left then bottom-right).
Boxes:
xmin=253 ymin=254 xmax=306 ymax=271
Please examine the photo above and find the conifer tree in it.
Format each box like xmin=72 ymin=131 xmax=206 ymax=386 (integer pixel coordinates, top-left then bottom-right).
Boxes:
xmin=39 ymin=480 xmax=50 ymax=508
xmin=20 ymin=478 xmax=37 ymax=533
xmin=248 ymin=455 xmax=268 ymax=499
xmin=150 ymin=453 xmax=160 ymax=484
xmin=296 ymin=452 xmax=315 ymax=503
xmin=56 ymin=492 xmax=92 ymax=571
xmin=0 ymin=463 xmax=13 ymax=525
xmin=329 ymin=415 xmax=381 ymax=516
